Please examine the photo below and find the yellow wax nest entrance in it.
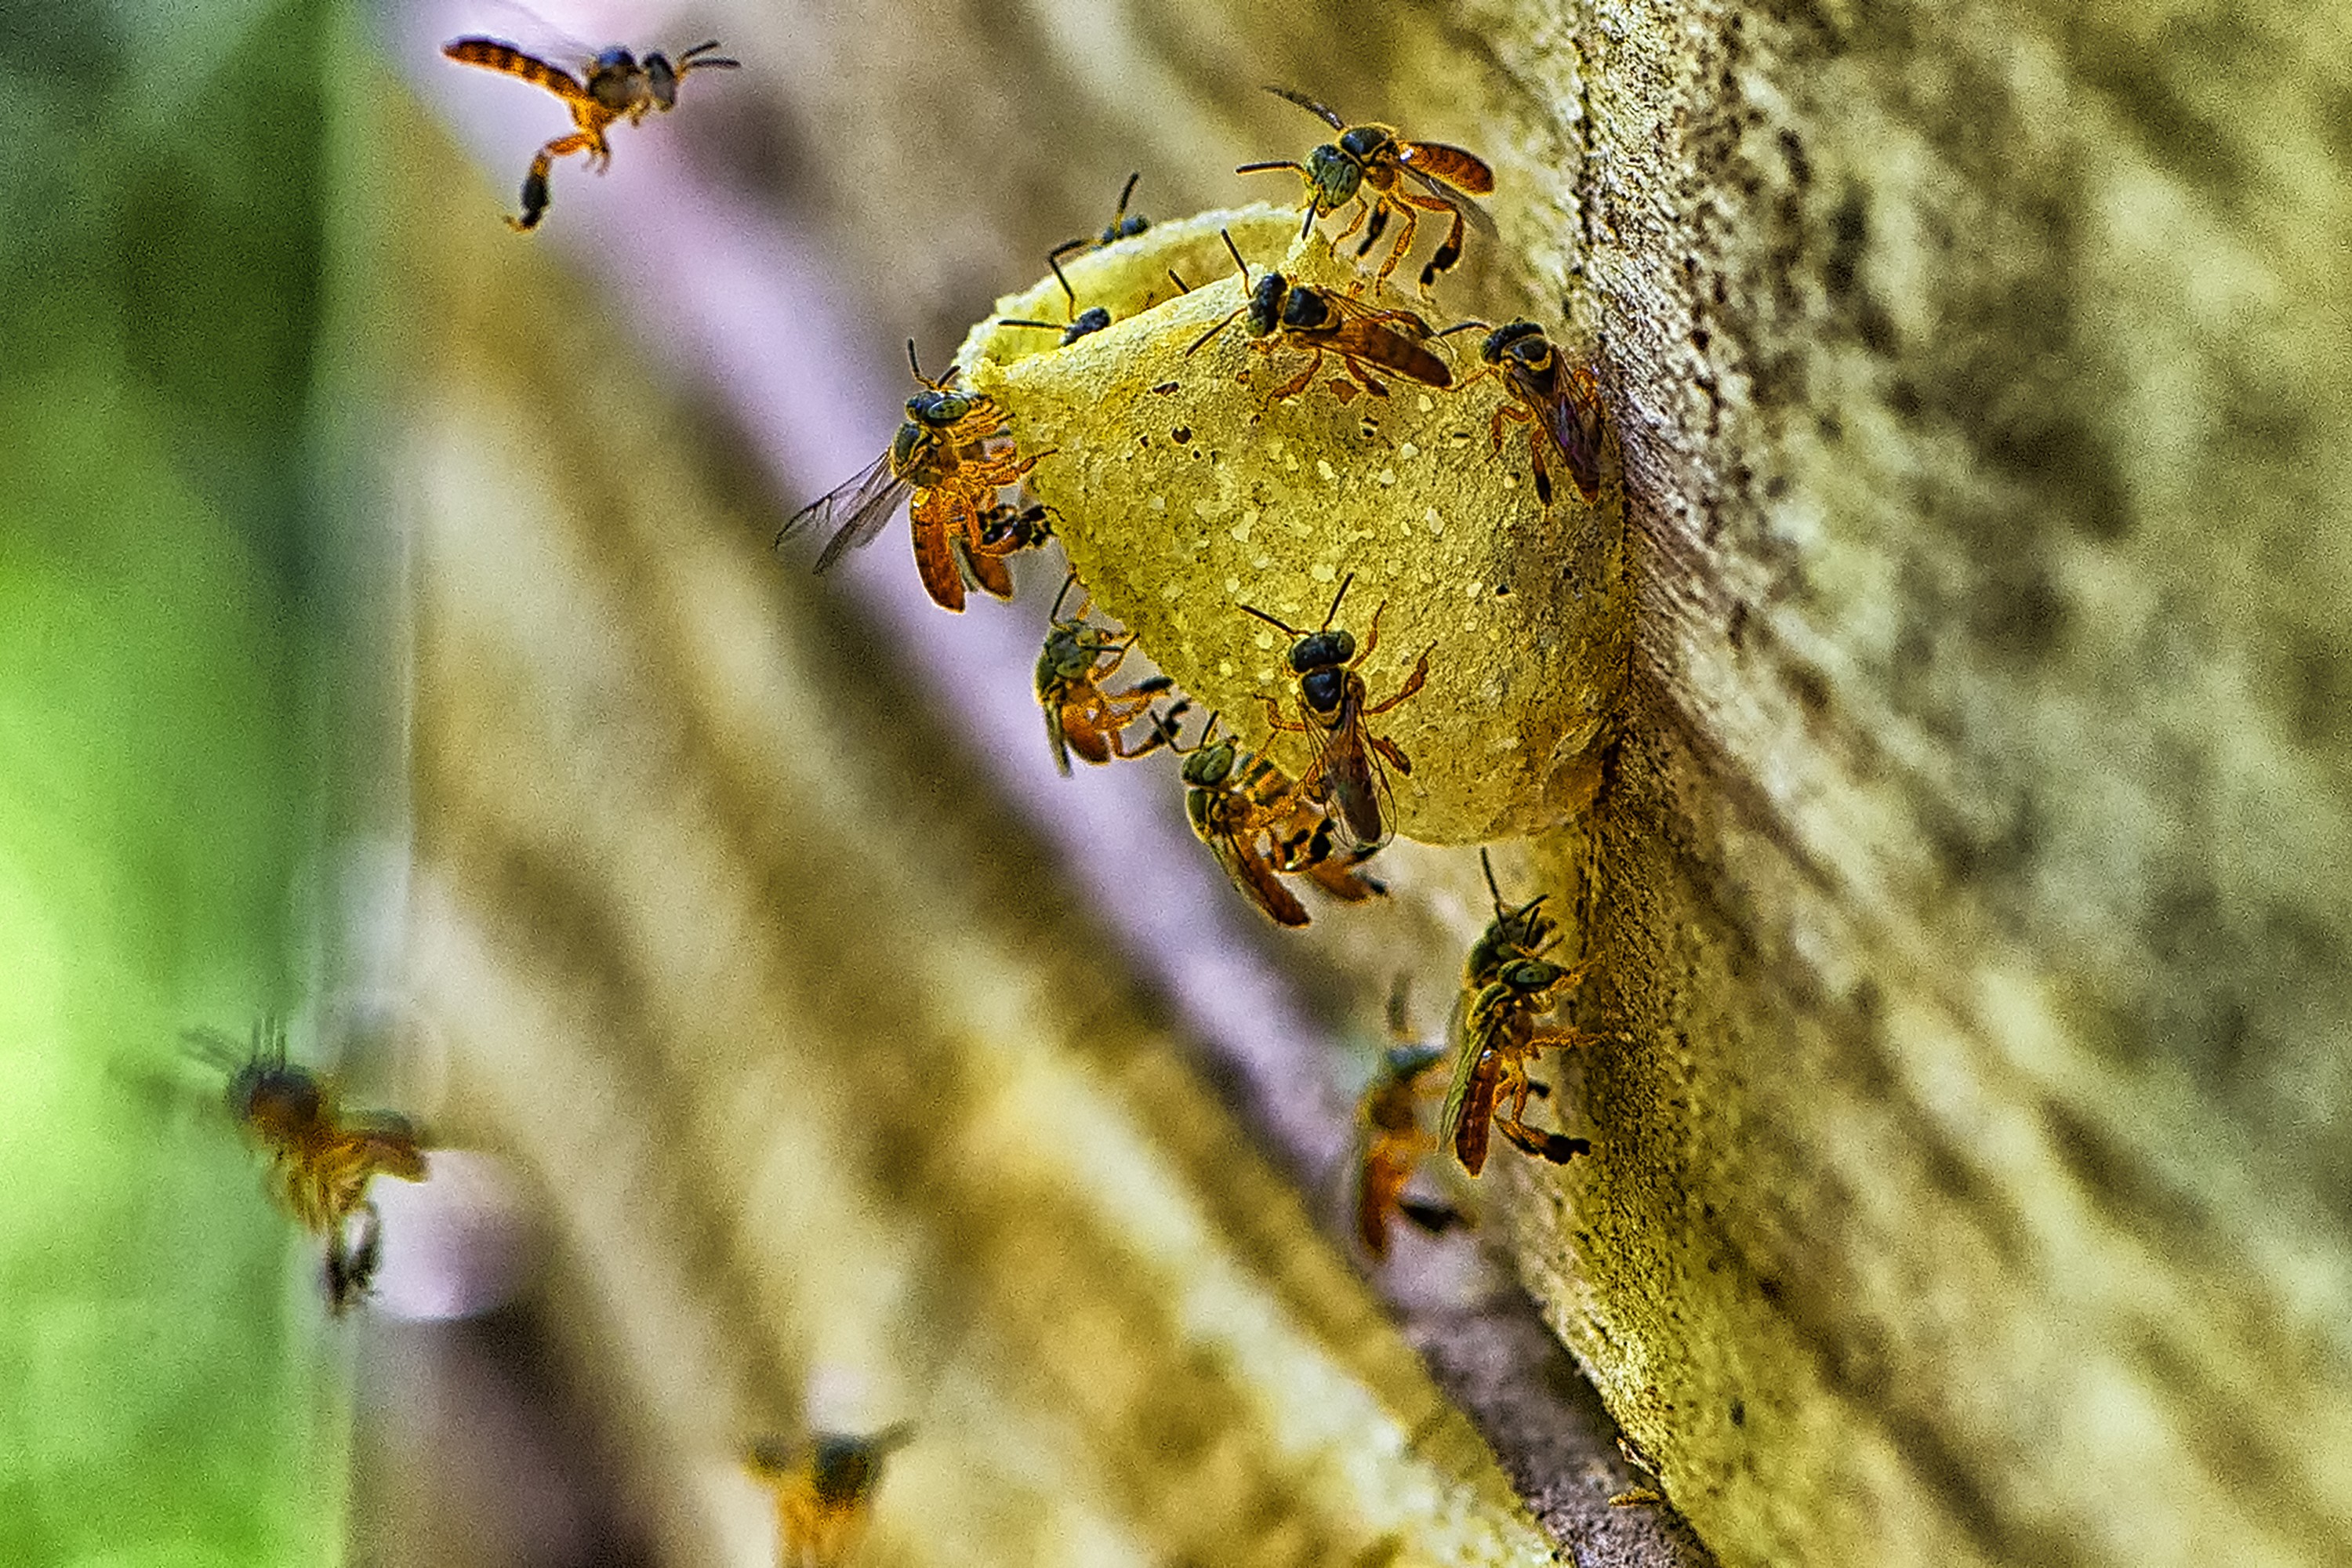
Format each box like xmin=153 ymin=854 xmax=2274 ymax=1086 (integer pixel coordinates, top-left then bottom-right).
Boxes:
xmin=955 ymin=205 xmax=1630 ymax=844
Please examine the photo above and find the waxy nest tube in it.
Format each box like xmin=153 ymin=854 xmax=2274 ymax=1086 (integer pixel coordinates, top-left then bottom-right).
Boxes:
xmin=956 ymin=204 xmax=1630 ymax=845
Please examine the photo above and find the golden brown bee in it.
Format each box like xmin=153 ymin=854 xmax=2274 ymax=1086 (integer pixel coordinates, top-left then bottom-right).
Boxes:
xmin=1438 ymin=957 xmax=1597 ymax=1177
xmin=1240 ymin=574 xmax=1430 ymax=850
xmin=442 ymin=35 xmax=738 ymax=231
xmin=1035 ymin=577 xmax=1183 ymax=775
xmin=746 ymin=1424 xmax=914 ymax=1568
xmin=1238 ymin=86 xmax=1496 ymax=292
xmin=1178 ymin=714 xmax=1385 ymax=927
xmin=1443 ymin=319 xmax=1606 ymax=506
xmin=777 ymin=343 xmax=1048 ymax=613
xmin=187 ymin=1018 xmax=428 ymax=1313
xmin=1188 ymin=231 xmax=1453 ymax=401
xmin=1355 ymin=1037 xmax=1467 ymax=1260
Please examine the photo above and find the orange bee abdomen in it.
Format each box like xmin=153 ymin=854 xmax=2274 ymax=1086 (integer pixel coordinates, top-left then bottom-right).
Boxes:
xmin=1403 ymin=142 xmax=1496 ymax=195
xmin=1450 ymin=1046 xmax=1500 ymax=1176
xmin=441 ymin=37 xmax=586 ymax=101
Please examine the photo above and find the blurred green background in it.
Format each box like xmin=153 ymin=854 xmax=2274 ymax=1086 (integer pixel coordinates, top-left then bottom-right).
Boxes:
xmin=1 ymin=0 xmax=359 ymax=1559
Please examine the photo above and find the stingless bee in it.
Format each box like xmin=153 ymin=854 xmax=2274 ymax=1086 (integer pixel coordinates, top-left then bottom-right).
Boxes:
xmin=1240 ymin=573 xmax=1431 ymax=850
xmin=1441 ymin=318 xmax=1606 ymax=506
xmin=998 ymin=253 xmax=1114 ymax=348
xmin=1049 ymin=171 xmax=1151 ymax=259
xmin=187 ymin=1018 xmax=429 ymax=1313
xmin=1035 ymin=576 xmax=1183 ymax=775
xmin=1463 ymin=848 xmax=1559 ymax=990
xmin=1187 ymin=231 xmax=1452 ymax=401
xmin=1238 ymin=86 xmax=1496 ymax=292
xmin=1439 ymin=957 xmax=1597 ymax=1176
xmin=1178 ymin=714 xmax=1385 ymax=927
xmin=442 ymin=34 xmax=738 ymax=231
xmin=777 ymin=342 xmax=1048 ymax=613
xmin=747 ymin=1424 xmax=914 ymax=1568
xmin=1356 ymin=1036 xmax=1468 ymax=1261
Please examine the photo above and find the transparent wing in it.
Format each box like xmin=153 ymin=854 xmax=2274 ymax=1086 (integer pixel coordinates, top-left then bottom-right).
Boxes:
xmin=775 ymin=451 xmax=909 ymax=572
xmin=1395 ymin=158 xmax=1498 ymax=237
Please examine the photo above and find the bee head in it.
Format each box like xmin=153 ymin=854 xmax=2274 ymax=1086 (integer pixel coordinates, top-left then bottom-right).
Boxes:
xmin=1289 ymin=628 xmax=1355 ymax=673
xmin=1244 ymin=272 xmax=1289 ymax=338
xmin=906 ymin=387 xmax=975 ymax=427
xmin=642 ymin=52 xmax=681 ymax=110
xmin=1483 ymin=320 xmax=1550 ymax=368
xmin=1305 ymin=143 xmax=1363 ymax=209
xmin=1181 ymin=733 xmax=1238 ymax=788
xmin=1500 ymin=958 xmax=1564 ymax=993
xmin=227 ymin=1059 xmax=322 ymax=1141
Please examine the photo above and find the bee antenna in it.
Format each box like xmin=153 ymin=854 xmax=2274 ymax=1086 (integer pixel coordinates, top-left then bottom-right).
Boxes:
xmin=1051 ymin=571 xmax=1082 ymax=621
xmin=1480 ymin=848 xmax=1506 ymax=913
xmin=905 ymin=339 xmax=924 ymax=383
xmin=1321 ymin=572 xmax=1356 ymax=630
xmin=1261 ymin=85 xmax=1346 ymax=132
xmin=1438 ymin=318 xmax=1493 ymax=339
xmin=1166 ymin=267 xmax=1192 ymax=296
xmin=1240 ymin=601 xmax=1305 ymax=638
xmin=1218 ymin=228 xmax=1250 ymax=289
xmin=1047 ymin=252 xmax=1077 ymax=313
xmin=1114 ymin=170 xmax=1141 ymax=220
xmin=1186 ymin=307 xmax=1247 ymax=358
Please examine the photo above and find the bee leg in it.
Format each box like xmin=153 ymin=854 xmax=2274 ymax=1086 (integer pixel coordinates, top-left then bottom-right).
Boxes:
xmin=1526 ymin=430 xmax=1554 ymax=508
xmin=1259 ymin=694 xmax=1308 ymax=735
xmin=1363 ymin=649 xmax=1432 ymax=717
xmin=1371 ymin=734 xmax=1415 ymax=777
xmin=1419 ymin=208 xmax=1471 ymax=293
xmin=1355 ymin=199 xmax=1391 ymax=260
xmin=1265 ymin=351 xmax=1321 ymax=402
xmin=1342 ymin=358 xmax=1391 ymax=398
xmin=1374 ymin=201 xmax=1421 ymax=293
xmin=1333 ymin=198 xmax=1369 ymax=249
xmin=325 ymin=1201 xmax=385 ymax=1315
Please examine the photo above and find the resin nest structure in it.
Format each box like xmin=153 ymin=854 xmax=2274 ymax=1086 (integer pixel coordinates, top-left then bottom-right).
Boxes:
xmin=956 ymin=205 xmax=1630 ymax=844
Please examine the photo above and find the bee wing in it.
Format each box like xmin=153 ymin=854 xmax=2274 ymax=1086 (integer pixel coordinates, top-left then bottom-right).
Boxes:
xmin=1308 ymin=717 xmax=1394 ymax=850
xmin=1206 ymin=828 xmax=1311 ymax=927
xmin=462 ymin=0 xmax=604 ymax=70
xmin=1530 ymin=365 xmax=1606 ymax=502
xmin=1316 ymin=310 xmax=1454 ymax=389
xmin=1436 ymin=992 xmax=1491 ymax=1174
xmin=777 ymin=452 xmax=910 ymax=572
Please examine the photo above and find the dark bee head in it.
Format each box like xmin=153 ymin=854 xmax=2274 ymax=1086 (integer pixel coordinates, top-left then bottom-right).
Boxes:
xmin=1036 ymin=621 xmax=1105 ymax=688
xmin=1500 ymin=958 xmax=1564 ymax=993
xmin=1244 ymin=271 xmax=1290 ymax=338
xmin=1109 ymin=215 xmax=1149 ymax=243
xmin=1304 ymin=143 xmax=1363 ymax=210
xmin=1482 ymin=320 xmax=1549 ymax=365
xmin=1065 ymin=306 xmax=1112 ymax=344
xmin=1288 ymin=628 xmax=1356 ymax=673
xmin=643 ymin=51 xmax=680 ymax=109
xmin=1181 ymin=733 xmax=1239 ymax=789
xmin=906 ymin=387 xmax=976 ymax=428
xmin=810 ymin=1425 xmax=914 ymax=1506
xmin=586 ymin=47 xmax=640 ymax=111
xmin=227 ymin=1058 xmax=323 ymax=1142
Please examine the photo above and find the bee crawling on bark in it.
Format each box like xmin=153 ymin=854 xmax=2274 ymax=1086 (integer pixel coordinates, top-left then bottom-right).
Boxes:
xmin=442 ymin=34 xmax=739 ymax=230
xmin=1440 ymin=318 xmax=1607 ymax=506
xmin=187 ymin=1017 xmax=429 ymax=1313
xmin=747 ymin=1423 xmax=915 ymax=1568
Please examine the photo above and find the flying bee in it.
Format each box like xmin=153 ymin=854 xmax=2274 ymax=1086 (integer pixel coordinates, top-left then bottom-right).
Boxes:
xmin=998 ymin=252 xmax=1115 ymax=348
xmin=1356 ymin=1033 xmax=1468 ymax=1261
xmin=1035 ymin=576 xmax=1184 ymax=775
xmin=1238 ymin=86 xmax=1496 ymax=292
xmin=1177 ymin=713 xmax=1385 ymax=927
xmin=776 ymin=342 xmax=1048 ymax=613
xmin=187 ymin=1018 xmax=429 ymax=1313
xmin=1241 ymin=573 xmax=1431 ymax=850
xmin=747 ymin=1424 xmax=914 ymax=1568
xmin=1439 ymin=957 xmax=1599 ymax=1177
xmin=442 ymin=34 xmax=738 ymax=231
xmin=1187 ymin=231 xmax=1452 ymax=401
xmin=1440 ymin=318 xmax=1606 ymax=505
xmin=1050 ymin=171 xmax=1152 ymax=259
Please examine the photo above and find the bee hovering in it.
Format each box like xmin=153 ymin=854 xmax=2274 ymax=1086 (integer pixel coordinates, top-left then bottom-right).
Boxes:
xmin=1240 ymin=573 xmax=1431 ymax=850
xmin=1177 ymin=714 xmax=1385 ymax=927
xmin=442 ymin=33 xmax=738 ymax=231
xmin=746 ymin=1424 xmax=915 ymax=1568
xmin=1238 ymin=86 xmax=1496 ymax=292
xmin=776 ymin=342 xmax=1048 ymax=613
xmin=1034 ymin=576 xmax=1185 ymax=774
xmin=1355 ymin=1029 xmax=1468 ymax=1261
xmin=1441 ymin=318 xmax=1606 ymax=506
xmin=1187 ymin=231 xmax=1451 ymax=401
xmin=187 ymin=1018 xmax=429 ymax=1313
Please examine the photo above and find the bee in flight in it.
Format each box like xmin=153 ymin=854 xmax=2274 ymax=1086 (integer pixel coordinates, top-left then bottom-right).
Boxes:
xmin=1355 ymin=1022 xmax=1468 ymax=1260
xmin=1177 ymin=713 xmax=1385 ymax=927
xmin=1187 ymin=231 xmax=1452 ymax=401
xmin=746 ymin=1424 xmax=914 ymax=1568
xmin=1442 ymin=318 xmax=1606 ymax=506
xmin=187 ymin=1018 xmax=429 ymax=1313
xmin=776 ymin=342 xmax=1048 ymax=613
xmin=1034 ymin=576 xmax=1184 ymax=774
xmin=1238 ymin=86 xmax=1496 ymax=292
xmin=1050 ymin=170 xmax=1151 ymax=259
xmin=1241 ymin=573 xmax=1430 ymax=850
xmin=442 ymin=34 xmax=738 ymax=231
xmin=1439 ymin=858 xmax=1609 ymax=1176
